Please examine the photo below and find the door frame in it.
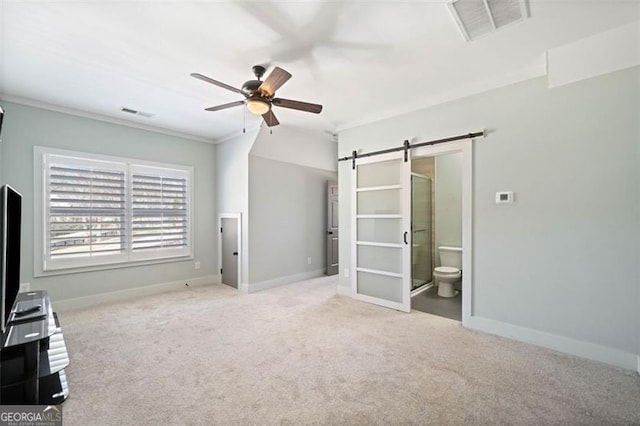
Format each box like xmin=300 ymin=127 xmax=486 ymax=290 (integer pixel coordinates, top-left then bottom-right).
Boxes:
xmin=217 ymin=213 xmax=242 ymax=287
xmin=412 ymin=139 xmax=472 ymax=325
xmin=351 ymin=151 xmax=412 ymax=312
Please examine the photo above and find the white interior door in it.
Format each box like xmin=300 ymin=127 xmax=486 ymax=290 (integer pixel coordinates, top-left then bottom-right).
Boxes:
xmin=221 ymin=217 xmax=238 ymax=288
xmin=351 ymin=151 xmax=411 ymax=312
xmin=326 ymin=181 xmax=339 ymax=276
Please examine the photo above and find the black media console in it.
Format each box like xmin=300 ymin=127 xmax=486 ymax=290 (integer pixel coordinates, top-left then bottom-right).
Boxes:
xmin=1 ymin=290 xmax=70 ymax=404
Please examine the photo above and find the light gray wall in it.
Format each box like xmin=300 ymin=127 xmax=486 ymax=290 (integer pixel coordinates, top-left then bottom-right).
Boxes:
xmin=215 ymin=129 xmax=258 ymax=285
xmin=250 ymin=125 xmax=338 ymax=172
xmin=248 ymin=155 xmax=337 ymax=284
xmin=338 ymin=67 xmax=639 ymax=358
xmin=434 ymin=152 xmax=462 ymax=264
xmin=0 ymin=101 xmax=217 ymax=302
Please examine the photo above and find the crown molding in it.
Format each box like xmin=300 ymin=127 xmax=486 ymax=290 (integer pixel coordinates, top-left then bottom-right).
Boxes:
xmin=0 ymin=94 xmax=216 ymax=144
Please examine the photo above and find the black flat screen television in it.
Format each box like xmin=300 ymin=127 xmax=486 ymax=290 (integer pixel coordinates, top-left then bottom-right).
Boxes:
xmin=0 ymin=105 xmax=4 ymax=140
xmin=1 ymin=184 xmax=22 ymax=334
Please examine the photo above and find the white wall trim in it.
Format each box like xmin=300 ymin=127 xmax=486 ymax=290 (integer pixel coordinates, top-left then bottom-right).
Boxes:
xmin=467 ymin=315 xmax=638 ymax=371
xmin=0 ymin=94 xmax=215 ymax=144
xmin=53 ymin=274 xmax=220 ymax=312
xmin=240 ymin=269 xmax=326 ymax=294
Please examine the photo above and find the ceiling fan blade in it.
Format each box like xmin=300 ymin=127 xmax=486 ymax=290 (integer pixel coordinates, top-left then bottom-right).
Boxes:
xmin=191 ymin=73 xmax=244 ymax=95
xmin=262 ymin=109 xmax=280 ymax=127
xmin=204 ymin=100 xmax=245 ymax=112
xmin=259 ymin=67 xmax=292 ymax=97
xmin=272 ymin=98 xmax=323 ymax=114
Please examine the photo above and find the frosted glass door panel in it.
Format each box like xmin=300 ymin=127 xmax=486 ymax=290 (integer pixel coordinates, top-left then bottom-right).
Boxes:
xmin=357 ymin=160 xmax=402 ymax=187
xmin=357 ymin=271 xmax=402 ymax=303
xmin=357 ymin=219 xmax=402 ymax=244
xmin=353 ymin=152 xmax=410 ymax=312
xmin=357 ymin=246 xmax=402 ymax=274
xmin=357 ymin=189 xmax=401 ymax=215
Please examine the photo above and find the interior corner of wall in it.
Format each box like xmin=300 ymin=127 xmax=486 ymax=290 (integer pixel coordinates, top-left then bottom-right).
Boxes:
xmin=247 ymin=126 xmax=264 ymax=151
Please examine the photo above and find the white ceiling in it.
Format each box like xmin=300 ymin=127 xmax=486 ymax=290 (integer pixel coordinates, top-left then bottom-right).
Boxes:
xmin=0 ymin=1 xmax=638 ymax=142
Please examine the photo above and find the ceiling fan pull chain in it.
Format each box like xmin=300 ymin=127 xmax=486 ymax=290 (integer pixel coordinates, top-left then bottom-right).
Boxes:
xmin=243 ymin=107 xmax=246 ymax=134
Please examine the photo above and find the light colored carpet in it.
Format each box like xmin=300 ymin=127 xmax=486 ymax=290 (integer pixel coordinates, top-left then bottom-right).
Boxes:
xmin=58 ymin=276 xmax=640 ymax=425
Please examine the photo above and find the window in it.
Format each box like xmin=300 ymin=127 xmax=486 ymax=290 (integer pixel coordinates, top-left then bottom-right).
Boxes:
xmin=36 ymin=148 xmax=193 ymax=273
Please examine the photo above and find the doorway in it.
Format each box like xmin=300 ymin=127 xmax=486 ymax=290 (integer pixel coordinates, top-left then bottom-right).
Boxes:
xmin=350 ymin=139 xmax=472 ymax=324
xmin=410 ymin=152 xmax=463 ymax=321
xmin=218 ymin=213 xmax=242 ymax=289
xmin=326 ymin=181 xmax=339 ymax=276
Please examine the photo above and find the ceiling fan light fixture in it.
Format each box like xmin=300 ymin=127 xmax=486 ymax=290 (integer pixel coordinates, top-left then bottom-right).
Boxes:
xmin=246 ymin=98 xmax=270 ymax=115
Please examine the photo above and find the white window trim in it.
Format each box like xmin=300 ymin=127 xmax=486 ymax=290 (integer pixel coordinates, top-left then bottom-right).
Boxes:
xmin=34 ymin=146 xmax=194 ymax=277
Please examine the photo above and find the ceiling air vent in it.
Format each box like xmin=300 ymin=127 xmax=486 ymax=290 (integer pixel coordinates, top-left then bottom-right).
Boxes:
xmin=121 ymin=107 xmax=154 ymax=118
xmin=448 ymin=0 xmax=530 ymax=41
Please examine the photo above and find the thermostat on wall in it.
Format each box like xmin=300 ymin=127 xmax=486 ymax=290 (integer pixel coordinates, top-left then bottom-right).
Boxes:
xmin=495 ymin=191 xmax=514 ymax=204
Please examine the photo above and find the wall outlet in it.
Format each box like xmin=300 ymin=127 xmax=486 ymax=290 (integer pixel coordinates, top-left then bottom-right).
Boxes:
xmin=496 ymin=191 xmax=514 ymax=204
xmin=194 ymin=261 xmax=201 ymax=270
xmin=344 ymin=268 xmax=349 ymax=278
xmin=307 ymin=257 xmax=312 ymax=265
xmin=19 ymin=282 xmax=30 ymax=293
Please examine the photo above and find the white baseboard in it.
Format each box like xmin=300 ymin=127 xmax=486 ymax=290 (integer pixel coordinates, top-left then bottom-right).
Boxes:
xmin=54 ymin=274 xmax=220 ymax=311
xmin=466 ymin=316 xmax=637 ymax=371
xmin=240 ymin=269 xmax=326 ymax=294
xmin=336 ymin=284 xmax=351 ymax=297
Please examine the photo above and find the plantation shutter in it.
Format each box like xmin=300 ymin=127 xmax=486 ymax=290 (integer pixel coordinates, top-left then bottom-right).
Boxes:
xmin=131 ymin=166 xmax=190 ymax=259
xmin=41 ymin=151 xmax=192 ymax=272
xmin=46 ymin=157 xmax=127 ymax=268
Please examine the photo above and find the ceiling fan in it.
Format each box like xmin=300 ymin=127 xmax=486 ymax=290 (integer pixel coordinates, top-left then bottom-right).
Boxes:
xmin=191 ymin=65 xmax=323 ymax=127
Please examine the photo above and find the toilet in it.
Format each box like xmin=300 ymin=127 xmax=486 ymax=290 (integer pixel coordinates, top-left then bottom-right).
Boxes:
xmin=434 ymin=246 xmax=462 ymax=298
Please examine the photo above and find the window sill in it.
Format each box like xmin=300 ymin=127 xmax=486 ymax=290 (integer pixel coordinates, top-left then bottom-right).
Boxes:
xmin=34 ymin=254 xmax=195 ymax=278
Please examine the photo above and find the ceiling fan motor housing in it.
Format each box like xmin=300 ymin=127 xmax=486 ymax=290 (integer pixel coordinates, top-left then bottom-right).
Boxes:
xmin=241 ymin=79 xmax=263 ymax=95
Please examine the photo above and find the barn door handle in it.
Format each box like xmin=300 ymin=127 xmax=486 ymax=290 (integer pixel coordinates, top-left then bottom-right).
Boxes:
xmin=232 ymin=252 xmax=238 ymax=256
xmin=403 ymin=232 xmax=408 ymax=245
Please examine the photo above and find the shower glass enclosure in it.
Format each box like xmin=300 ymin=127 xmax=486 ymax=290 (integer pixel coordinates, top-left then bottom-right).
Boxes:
xmin=411 ymin=174 xmax=432 ymax=290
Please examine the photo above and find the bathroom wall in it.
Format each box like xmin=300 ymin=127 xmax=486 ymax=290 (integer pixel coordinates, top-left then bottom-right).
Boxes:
xmin=434 ymin=152 xmax=463 ymax=265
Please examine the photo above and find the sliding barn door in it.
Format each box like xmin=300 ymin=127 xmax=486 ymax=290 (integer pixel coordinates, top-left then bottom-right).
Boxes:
xmin=351 ymin=152 xmax=411 ymax=312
